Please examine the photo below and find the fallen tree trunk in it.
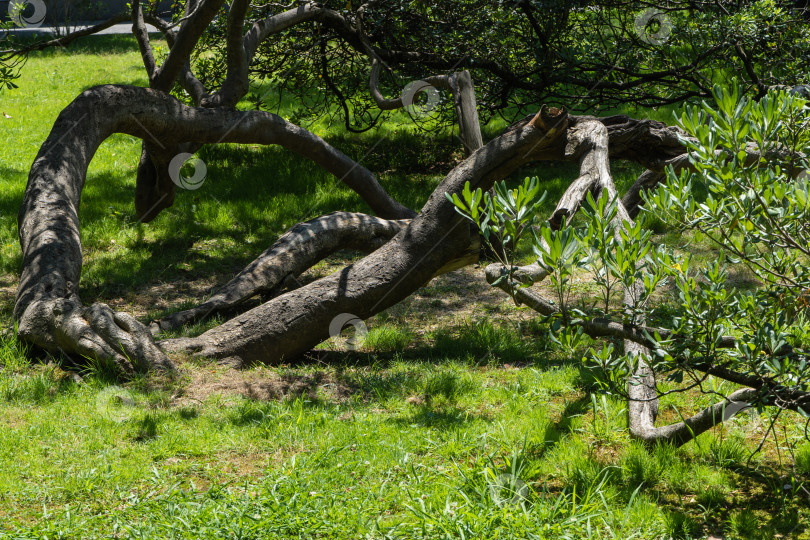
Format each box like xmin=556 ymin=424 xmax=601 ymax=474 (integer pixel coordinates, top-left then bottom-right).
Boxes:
xmin=15 ymin=84 xmax=559 ymax=374
xmin=15 ymin=83 xmax=772 ymax=374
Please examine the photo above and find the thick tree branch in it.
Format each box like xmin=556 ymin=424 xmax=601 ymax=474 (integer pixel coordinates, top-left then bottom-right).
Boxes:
xmin=14 ymin=85 xmax=415 ymax=371
xmin=152 ymin=0 xmax=226 ymax=91
xmin=202 ymin=0 xmax=251 ymax=107
xmin=449 ymin=71 xmax=485 ymax=154
xmin=132 ymin=0 xmax=157 ymax=79
xmin=143 ymin=14 xmax=210 ymax=104
xmin=151 ymin=212 xmax=411 ymax=333
xmin=368 ymin=60 xmax=484 ymax=154
xmin=243 ymin=2 xmax=323 ymax=64
xmin=158 ymin=108 xmax=568 ymax=364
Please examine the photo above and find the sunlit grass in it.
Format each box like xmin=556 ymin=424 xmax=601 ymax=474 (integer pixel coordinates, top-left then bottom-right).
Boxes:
xmin=0 ymin=35 xmax=808 ymax=539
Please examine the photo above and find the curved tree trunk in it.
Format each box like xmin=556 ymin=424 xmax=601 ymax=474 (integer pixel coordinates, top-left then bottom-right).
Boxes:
xmin=8 ymin=83 xmax=731 ymax=375
xmin=14 ymin=85 xmax=413 ymax=374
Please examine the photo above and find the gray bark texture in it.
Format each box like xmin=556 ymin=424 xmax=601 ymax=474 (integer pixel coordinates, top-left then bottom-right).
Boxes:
xmin=150 ymin=212 xmax=411 ymax=334
xmin=14 ymin=85 xmax=413 ymax=374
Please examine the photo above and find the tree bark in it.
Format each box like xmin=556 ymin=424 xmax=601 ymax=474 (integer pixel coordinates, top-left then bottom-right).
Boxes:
xmin=158 ymin=107 xmax=569 ymax=365
xmin=449 ymin=70 xmax=485 ymax=155
xmin=17 ymin=79 xmax=783 ymax=387
xmin=14 ymin=85 xmax=413 ymax=373
xmin=151 ymin=212 xmax=411 ymax=333
xmin=8 ymin=85 xmax=725 ymax=374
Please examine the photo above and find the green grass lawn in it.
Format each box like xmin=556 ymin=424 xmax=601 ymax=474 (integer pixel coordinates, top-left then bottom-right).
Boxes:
xmin=1 ymin=35 xmax=810 ymax=539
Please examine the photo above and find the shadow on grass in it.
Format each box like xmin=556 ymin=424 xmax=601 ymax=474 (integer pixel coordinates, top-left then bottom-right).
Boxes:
xmin=390 ymin=404 xmax=487 ymax=430
xmin=11 ymin=34 xmax=157 ymax=56
xmin=3 ymin=118 xmax=637 ymax=312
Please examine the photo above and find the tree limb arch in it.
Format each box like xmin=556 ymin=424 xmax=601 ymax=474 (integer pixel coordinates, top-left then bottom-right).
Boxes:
xmin=13 ymin=89 xmax=710 ymax=374
xmin=14 ymin=84 xmax=414 ymax=373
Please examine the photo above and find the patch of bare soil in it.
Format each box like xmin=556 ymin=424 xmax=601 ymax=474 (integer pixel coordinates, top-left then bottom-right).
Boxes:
xmin=66 ymin=253 xmax=516 ymax=329
xmin=103 ymin=275 xmax=225 ymax=320
xmin=0 ymin=273 xmax=16 ymax=321
xmin=172 ymin=365 xmax=354 ymax=407
xmin=379 ymin=264 xmax=523 ymax=329
xmin=105 ymin=258 xmax=529 ymax=334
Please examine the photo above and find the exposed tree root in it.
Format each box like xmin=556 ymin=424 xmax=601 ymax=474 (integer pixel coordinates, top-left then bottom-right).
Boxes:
xmin=16 ymin=299 xmax=173 ymax=376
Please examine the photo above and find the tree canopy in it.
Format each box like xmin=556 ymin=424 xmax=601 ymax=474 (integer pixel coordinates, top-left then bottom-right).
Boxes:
xmin=191 ymin=0 xmax=810 ymax=128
